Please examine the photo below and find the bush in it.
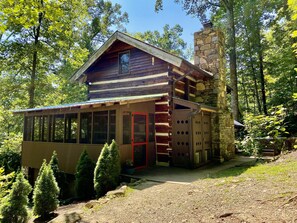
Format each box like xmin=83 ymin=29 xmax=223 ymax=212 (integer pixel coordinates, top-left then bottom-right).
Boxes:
xmin=0 ymin=171 xmax=32 ymax=223
xmin=33 ymin=160 xmax=59 ymax=219
xmin=75 ymin=150 xmax=95 ymax=200
xmin=108 ymin=140 xmax=121 ymax=187
xmin=94 ymin=140 xmax=121 ymax=198
xmin=49 ymin=151 xmax=67 ymax=199
xmin=0 ymin=168 xmax=14 ymax=200
xmin=240 ymin=105 xmax=288 ymax=155
xmin=0 ymin=133 xmax=22 ymax=174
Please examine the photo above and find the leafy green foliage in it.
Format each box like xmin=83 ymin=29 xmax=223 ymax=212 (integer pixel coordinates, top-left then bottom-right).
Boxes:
xmin=75 ymin=150 xmax=95 ymax=200
xmin=0 ymin=168 xmax=14 ymax=201
xmin=0 ymin=133 xmax=22 ymax=174
xmin=239 ymin=105 xmax=288 ymax=155
xmin=133 ymin=24 xmax=188 ymax=59
xmin=49 ymin=151 xmax=67 ymax=199
xmin=288 ymin=0 xmax=297 ymax=52
xmin=33 ymin=160 xmax=59 ymax=218
xmin=94 ymin=141 xmax=121 ymax=198
xmin=0 ymin=171 xmax=32 ymax=223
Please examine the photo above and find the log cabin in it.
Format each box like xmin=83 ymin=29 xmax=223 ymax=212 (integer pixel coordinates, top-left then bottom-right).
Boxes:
xmin=15 ymin=22 xmax=235 ymax=180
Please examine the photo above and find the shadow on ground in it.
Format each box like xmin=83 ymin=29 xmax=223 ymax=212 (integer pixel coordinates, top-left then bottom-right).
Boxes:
xmin=122 ymin=156 xmax=259 ymax=186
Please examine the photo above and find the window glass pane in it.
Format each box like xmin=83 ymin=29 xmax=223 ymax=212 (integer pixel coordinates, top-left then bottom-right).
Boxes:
xmin=65 ymin=114 xmax=78 ymax=143
xmin=42 ymin=116 xmax=48 ymax=142
xmin=24 ymin=116 xmax=33 ymax=141
xmin=109 ymin=110 xmax=116 ymax=143
xmin=119 ymin=52 xmax=130 ymax=74
xmin=80 ymin=112 xmax=92 ymax=144
xmin=93 ymin=111 xmax=108 ymax=144
xmin=33 ymin=116 xmax=41 ymax=141
xmin=53 ymin=114 xmax=64 ymax=142
xmin=149 ymin=114 xmax=155 ymax=142
xmin=123 ymin=112 xmax=131 ymax=144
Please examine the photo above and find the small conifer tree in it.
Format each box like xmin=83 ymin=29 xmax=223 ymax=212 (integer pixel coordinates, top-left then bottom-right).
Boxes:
xmin=49 ymin=151 xmax=66 ymax=199
xmin=0 ymin=171 xmax=32 ymax=223
xmin=94 ymin=143 xmax=111 ymax=197
xmin=108 ymin=140 xmax=121 ymax=187
xmin=33 ymin=161 xmax=59 ymax=219
xmin=75 ymin=150 xmax=95 ymax=200
xmin=94 ymin=141 xmax=121 ymax=198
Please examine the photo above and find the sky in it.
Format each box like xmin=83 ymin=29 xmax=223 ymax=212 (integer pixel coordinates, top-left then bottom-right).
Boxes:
xmin=110 ymin=0 xmax=203 ymax=48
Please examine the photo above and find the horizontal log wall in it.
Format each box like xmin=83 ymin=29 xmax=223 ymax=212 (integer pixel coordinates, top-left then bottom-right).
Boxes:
xmin=155 ymin=96 xmax=172 ymax=163
xmin=170 ymin=71 xmax=197 ymax=101
xmin=86 ymin=41 xmax=170 ymax=100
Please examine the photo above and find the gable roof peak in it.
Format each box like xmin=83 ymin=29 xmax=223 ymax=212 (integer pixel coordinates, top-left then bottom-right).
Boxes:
xmin=70 ymin=30 xmax=213 ymax=82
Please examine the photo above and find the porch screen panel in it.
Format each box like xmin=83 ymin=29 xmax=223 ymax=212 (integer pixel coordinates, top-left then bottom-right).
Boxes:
xmin=24 ymin=116 xmax=33 ymax=141
xmin=65 ymin=114 xmax=78 ymax=143
xmin=80 ymin=112 xmax=92 ymax=144
xmin=93 ymin=111 xmax=108 ymax=144
xmin=109 ymin=110 xmax=116 ymax=142
xmin=33 ymin=116 xmax=41 ymax=141
xmin=123 ymin=112 xmax=131 ymax=144
xmin=149 ymin=113 xmax=155 ymax=142
xmin=42 ymin=116 xmax=49 ymax=142
xmin=53 ymin=114 xmax=64 ymax=142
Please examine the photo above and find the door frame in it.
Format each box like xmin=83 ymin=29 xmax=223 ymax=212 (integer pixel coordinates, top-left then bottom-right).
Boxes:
xmin=131 ymin=112 xmax=148 ymax=169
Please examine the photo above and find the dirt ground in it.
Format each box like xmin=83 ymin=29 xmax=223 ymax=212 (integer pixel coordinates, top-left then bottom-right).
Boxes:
xmin=34 ymin=151 xmax=297 ymax=223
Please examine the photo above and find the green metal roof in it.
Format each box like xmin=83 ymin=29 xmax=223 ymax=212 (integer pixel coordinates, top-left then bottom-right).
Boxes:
xmin=14 ymin=94 xmax=166 ymax=114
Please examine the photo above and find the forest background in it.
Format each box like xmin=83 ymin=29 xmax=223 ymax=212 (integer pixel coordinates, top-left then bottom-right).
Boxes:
xmin=0 ymin=0 xmax=296 ymax=173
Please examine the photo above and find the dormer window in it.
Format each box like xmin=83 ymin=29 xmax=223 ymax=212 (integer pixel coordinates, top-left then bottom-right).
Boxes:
xmin=119 ymin=51 xmax=130 ymax=74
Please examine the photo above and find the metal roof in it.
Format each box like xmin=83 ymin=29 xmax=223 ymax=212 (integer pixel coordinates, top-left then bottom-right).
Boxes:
xmin=13 ymin=94 xmax=166 ymax=114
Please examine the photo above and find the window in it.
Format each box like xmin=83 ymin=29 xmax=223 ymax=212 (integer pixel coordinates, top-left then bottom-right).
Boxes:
xmin=80 ymin=112 xmax=92 ymax=144
xmin=24 ymin=116 xmax=33 ymax=141
xmin=119 ymin=52 xmax=130 ymax=74
xmin=149 ymin=114 xmax=155 ymax=142
xmin=92 ymin=110 xmax=116 ymax=144
xmin=53 ymin=114 xmax=64 ymax=142
xmin=65 ymin=114 xmax=78 ymax=143
xmin=123 ymin=112 xmax=131 ymax=144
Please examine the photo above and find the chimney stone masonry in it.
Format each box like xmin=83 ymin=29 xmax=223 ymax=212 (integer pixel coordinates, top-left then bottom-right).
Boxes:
xmin=194 ymin=22 xmax=227 ymax=110
xmin=194 ymin=22 xmax=235 ymax=162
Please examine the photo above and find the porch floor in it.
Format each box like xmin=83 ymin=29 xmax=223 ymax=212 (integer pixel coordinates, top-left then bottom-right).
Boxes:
xmin=122 ymin=156 xmax=259 ymax=184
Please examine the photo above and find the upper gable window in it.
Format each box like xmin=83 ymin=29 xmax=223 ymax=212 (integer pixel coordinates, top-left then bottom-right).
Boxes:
xmin=119 ymin=51 xmax=130 ymax=74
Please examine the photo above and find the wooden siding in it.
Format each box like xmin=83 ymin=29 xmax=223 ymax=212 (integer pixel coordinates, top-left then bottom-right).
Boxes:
xmin=22 ymin=101 xmax=156 ymax=174
xmin=155 ymin=96 xmax=171 ymax=164
xmin=85 ymin=41 xmax=170 ymax=100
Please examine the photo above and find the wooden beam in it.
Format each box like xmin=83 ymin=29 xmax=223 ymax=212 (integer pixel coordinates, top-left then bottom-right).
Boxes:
xmin=92 ymin=72 xmax=168 ymax=85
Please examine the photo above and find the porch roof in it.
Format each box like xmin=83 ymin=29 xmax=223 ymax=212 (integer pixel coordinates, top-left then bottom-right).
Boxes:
xmin=14 ymin=93 xmax=166 ymax=114
xmin=172 ymin=97 xmax=218 ymax=113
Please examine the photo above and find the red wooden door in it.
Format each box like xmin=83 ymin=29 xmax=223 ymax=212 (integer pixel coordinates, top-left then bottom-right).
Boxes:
xmin=132 ymin=112 xmax=148 ymax=168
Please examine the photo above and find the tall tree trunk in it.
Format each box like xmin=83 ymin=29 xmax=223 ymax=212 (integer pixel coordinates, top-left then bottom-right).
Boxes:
xmin=225 ymin=1 xmax=239 ymax=120
xmin=256 ymin=27 xmax=267 ymax=115
xmin=241 ymin=74 xmax=250 ymax=112
xmin=258 ymin=50 xmax=267 ymax=115
xmin=29 ymin=11 xmax=43 ymax=108
xmin=246 ymin=34 xmax=262 ymax=114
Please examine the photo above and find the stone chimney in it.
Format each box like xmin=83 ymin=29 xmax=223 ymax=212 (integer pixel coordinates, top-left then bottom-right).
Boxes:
xmin=194 ymin=22 xmax=235 ymax=162
xmin=194 ymin=22 xmax=227 ymax=110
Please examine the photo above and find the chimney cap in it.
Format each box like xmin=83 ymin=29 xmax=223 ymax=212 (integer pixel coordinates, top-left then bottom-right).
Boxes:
xmin=202 ymin=21 xmax=213 ymax=29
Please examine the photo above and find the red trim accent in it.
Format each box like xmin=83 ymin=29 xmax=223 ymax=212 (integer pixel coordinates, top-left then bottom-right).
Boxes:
xmin=132 ymin=112 xmax=148 ymax=168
